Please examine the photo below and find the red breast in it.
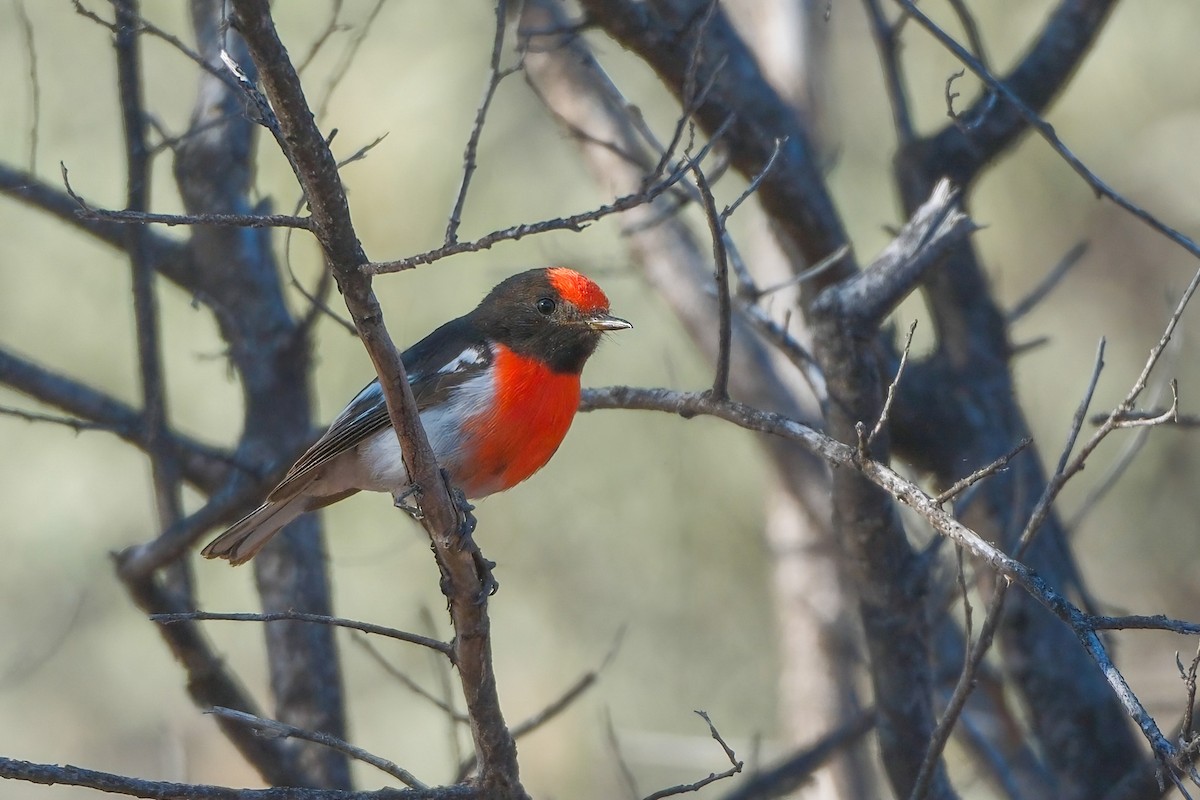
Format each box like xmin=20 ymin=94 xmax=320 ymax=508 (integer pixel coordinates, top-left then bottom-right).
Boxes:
xmin=456 ymin=343 xmax=582 ymax=497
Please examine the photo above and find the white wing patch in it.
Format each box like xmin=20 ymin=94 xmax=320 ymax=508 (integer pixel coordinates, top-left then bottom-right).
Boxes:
xmin=437 ymin=345 xmax=489 ymax=375
xmin=355 ymin=367 xmax=497 ymax=494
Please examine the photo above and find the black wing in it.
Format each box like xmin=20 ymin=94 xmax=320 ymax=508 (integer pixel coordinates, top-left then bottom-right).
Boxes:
xmin=267 ymin=318 xmax=491 ymax=502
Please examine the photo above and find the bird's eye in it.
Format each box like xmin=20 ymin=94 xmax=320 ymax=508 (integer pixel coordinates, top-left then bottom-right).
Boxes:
xmin=536 ymin=297 xmax=556 ymax=315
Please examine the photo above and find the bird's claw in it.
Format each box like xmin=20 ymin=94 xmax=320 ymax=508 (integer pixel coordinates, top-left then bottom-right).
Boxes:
xmin=473 ymin=553 xmax=499 ymax=601
xmin=440 ymin=475 xmax=496 ymax=599
xmin=393 ymin=484 xmax=424 ymax=520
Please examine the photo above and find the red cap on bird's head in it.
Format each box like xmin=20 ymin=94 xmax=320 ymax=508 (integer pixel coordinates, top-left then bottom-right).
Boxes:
xmin=546 ymin=267 xmax=611 ymax=315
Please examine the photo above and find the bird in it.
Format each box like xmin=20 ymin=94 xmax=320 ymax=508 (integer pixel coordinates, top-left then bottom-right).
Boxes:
xmin=202 ymin=267 xmax=631 ymax=565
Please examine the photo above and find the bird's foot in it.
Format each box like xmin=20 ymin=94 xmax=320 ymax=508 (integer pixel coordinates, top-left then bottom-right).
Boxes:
xmin=443 ymin=475 xmax=497 ymax=599
xmin=393 ymin=484 xmax=424 ymax=520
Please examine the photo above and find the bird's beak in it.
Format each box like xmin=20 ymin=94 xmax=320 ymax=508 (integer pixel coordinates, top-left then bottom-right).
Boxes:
xmin=585 ymin=313 xmax=633 ymax=332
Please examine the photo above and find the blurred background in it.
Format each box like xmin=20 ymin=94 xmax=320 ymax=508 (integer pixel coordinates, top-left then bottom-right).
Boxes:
xmin=1 ymin=1 xmax=1199 ymax=798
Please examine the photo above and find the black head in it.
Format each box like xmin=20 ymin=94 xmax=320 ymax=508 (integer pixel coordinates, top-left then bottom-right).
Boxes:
xmin=469 ymin=268 xmax=631 ymax=374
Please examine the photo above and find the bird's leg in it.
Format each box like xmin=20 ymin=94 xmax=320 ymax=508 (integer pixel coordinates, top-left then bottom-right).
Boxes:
xmin=393 ymin=483 xmax=424 ymax=520
xmin=443 ymin=471 xmax=498 ymax=599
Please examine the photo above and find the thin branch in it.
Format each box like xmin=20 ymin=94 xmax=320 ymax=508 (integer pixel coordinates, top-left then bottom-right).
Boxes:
xmin=445 ymin=0 xmax=519 ymax=245
xmin=75 ymin=204 xmax=313 ymax=229
xmin=719 ymin=709 xmax=876 ymax=800
xmin=118 ymin=572 xmax=302 ymax=785
xmin=152 ymin=611 xmax=455 ymax=657
xmin=748 ymin=244 xmax=852 ymax=300
xmin=16 ymin=0 xmax=40 ymax=171
xmin=0 ymin=164 xmax=198 ymax=294
xmin=92 ymin=0 xmax=250 ymax=103
xmin=734 ymin=302 xmax=826 ymax=402
xmin=604 ymin=708 xmax=640 ymax=800
xmin=353 ymin=633 xmax=468 ymax=720
xmin=1008 ymin=241 xmax=1088 ymax=323
xmin=296 ymin=0 xmax=347 ymax=74
xmin=115 ymin=469 xmax=282 ymax=579
xmin=897 ymin=0 xmax=1200 ymax=265
xmin=650 ymin=0 xmax=723 ymax=182
xmin=910 ymin=572 xmax=1010 ymax=800
xmin=719 ymin=137 xmax=785 ymax=225
xmin=210 ymin=706 xmax=428 ymax=789
xmin=862 ymin=0 xmax=915 ymax=146
xmin=1016 ymin=245 xmax=1200 ymax=550
xmin=945 ymin=0 xmax=989 ymax=68
xmin=366 ymin=120 xmax=732 ymax=274
xmin=0 ymin=404 xmax=122 ymax=434
xmin=1008 ymin=338 xmax=1106 ymax=557
xmin=933 ymin=439 xmax=1032 ymax=506
xmin=313 ymin=0 xmax=386 ymax=121
xmin=60 ymin=162 xmax=311 ymax=229
xmin=1087 ymin=615 xmax=1200 ymax=636
xmin=511 ymin=670 xmax=600 ymax=741
xmin=641 ymin=711 xmax=742 ymax=800
xmin=114 ymin=0 xmax=190 ymax=602
xmin=580 ymin=385 xmax=1182 ymax=772
xmin=864 ymin=319 xmax=918 ymax=452
xmin=457 ymin=666 xmax=604 ymax=781
xmin=0 ymin=754 xmax=472 ymax=799
xmin=0 ymin=347 xmax=239 ymax=494
xmin=690 ymin=162 xmax=733 ymax=400
xmin=1181 ymin=643 xmax=1200 ymax=743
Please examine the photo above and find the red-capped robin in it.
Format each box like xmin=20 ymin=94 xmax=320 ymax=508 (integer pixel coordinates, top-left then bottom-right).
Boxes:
xmin=201 ymin=267 xmax=631 ymax=565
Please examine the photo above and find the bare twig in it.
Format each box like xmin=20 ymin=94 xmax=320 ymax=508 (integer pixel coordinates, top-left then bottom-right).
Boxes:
xmin=0 ymin=753 xmax=476 ymax=798
xmin=89 ymin=0 xmax=250 ymax=105
xmin=113 ymin=0 xmax=193 ymax=606
xmin=650 ymin=0 xmax=723 ymax=182
xmin=119 ymin=572 xmax=302 ymax=785
xmin=897 ymin=0 xmax=1200 ymax=265
xmin=1181 ymin=644 xmax=1200 ymax=744
xmin=864 ymin=319 xmax=918 ymax=452
xmin=0 ymin=347 xmax=239 ymax=494
xmin=641 ymin=711 xmax=742 ymax=800
xmin=605 ymin=708 xmax=641 ymax=800
xmin=296 ymin=0 xmax=347 ymax=74
xmin=1010 ymin=338 xmax=1107 ymax=555
xmin=60 ymin=162 xmax=311 ymax=229
xmin=115 ymin=471 xmax=278 ymax=579
xmin=313 ymin=0 xmax=386 ymax=121
xmin=367 ymin=120 xmax=732 ymax=274
xmin=933 ymin=438 xmax=1032 ymax=506
xmin=1008 ymin=241 xmax=1088 ymax=323
xmin=581 ymin=384 xmax=1181 ymax=772
xmin=944 ymin=69 xmax=965 ymax=123
xmin=152 ymin=610 xmax=454 ymax=657
xmin=749 ymin=244 xmax=852 ymax=299
xmin=0 ymin=404 xmax=121 ymax=434
xmin=734 ymin=302 xmax=826 ymax=402
xmin=719 ymin=709 xmax=876 ymax=800
xmin=1087 ymin=614 xmax=1200 ymax=636
xmin=910 ymin=572 xmax=1010 ymax=800
xmin=945 ymin=0 xmax=989 ymax=68
xmin=16 ymin=0 xmax=40 ymax=171
xmin=210 ymin=706 xmax=428 ymax=789
xmin=353 ymin=633 xmax=466 ymax=720
xmin=720 ymin=137 xmax=785 ymax=225
xmin=862 ymin=0 xmax=915 ymax=146
xmin=445 ymin=0 xmax=521 ymax=245
xmin=690 ymin=163 xmax=733 ymax=400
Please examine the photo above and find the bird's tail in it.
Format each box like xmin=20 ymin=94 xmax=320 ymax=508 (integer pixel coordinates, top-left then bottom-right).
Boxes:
xmin=201 ymin=496 xmax=310 ymax=566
